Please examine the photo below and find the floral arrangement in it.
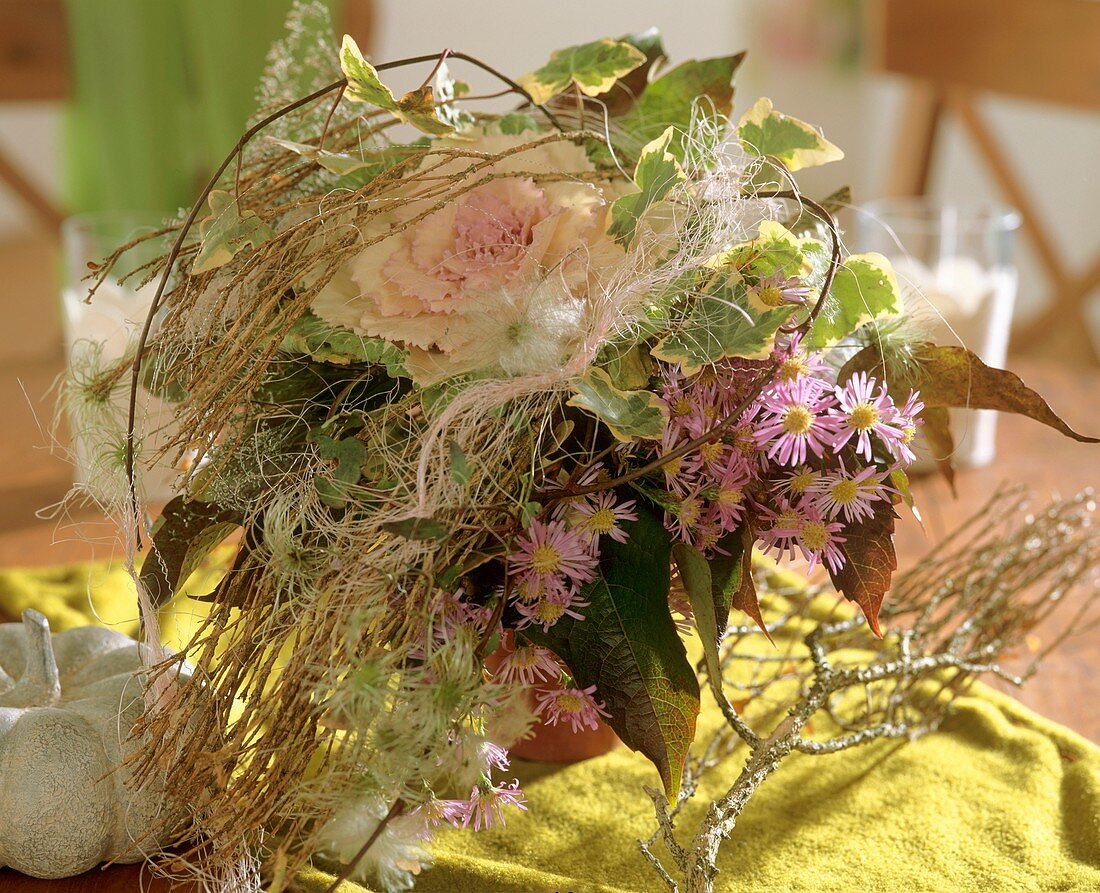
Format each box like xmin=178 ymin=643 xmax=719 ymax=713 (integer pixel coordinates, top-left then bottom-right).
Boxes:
xmin=70 ymin=5 xmax=1094 ymax=891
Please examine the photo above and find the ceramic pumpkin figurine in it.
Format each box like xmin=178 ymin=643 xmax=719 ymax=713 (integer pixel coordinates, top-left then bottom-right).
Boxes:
xmin=0 ymin=609 xmax=189 ymax=879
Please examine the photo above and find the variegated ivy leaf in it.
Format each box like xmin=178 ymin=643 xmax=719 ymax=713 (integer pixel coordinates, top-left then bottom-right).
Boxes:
xmin=651 ymin=288 xmax=794 ymax=375
xmin=805 ymin=252 xmax=901 ymax=348
xmin=269 ymin=137 xmax=387 ymax=177
xmin=517 ymin=38 xmax=647 ymax=105
xmin=192 ymin=190 xmax=274 ymax=274
xmin=737 ymin=97 xmax=844 ymax=171
xmin=722 ymin=219 xmax=807 ymax=280
xmin=620 ymin=54 xmax=744 ymax=161
xmin=281 ymin=311 xmax=407 ymax=376
xmin=567 ymin=367 xmax=666 ymax=442
xmin=339 ymin=35 xmax=453 ymax=135
xmin=433 ymin=61 xmax=474 ymax=130
xmin=608 ymin=127 xmax=687 ymax=246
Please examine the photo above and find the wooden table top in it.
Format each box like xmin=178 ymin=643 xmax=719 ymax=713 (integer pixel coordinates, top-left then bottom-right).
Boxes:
xmin=0 ymin=355 xmax=1096 ymax=892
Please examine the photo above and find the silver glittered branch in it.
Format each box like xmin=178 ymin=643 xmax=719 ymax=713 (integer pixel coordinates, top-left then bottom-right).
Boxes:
xmin=641 ymin=487 xmax=1100 ymax=893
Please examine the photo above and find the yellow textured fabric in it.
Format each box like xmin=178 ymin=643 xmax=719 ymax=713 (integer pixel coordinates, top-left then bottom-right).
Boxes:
xmin=2 ymin=559 xmax=1098 ymax=893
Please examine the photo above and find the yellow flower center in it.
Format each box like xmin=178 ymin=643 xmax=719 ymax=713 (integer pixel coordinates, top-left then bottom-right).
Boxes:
xmin=783 ymin=405 xmax=814 ymax=435
xmin=678 ymin=498 xmax=702 ymax=526
xmin=534 ymin=600 xmax=566 ymax=624
xmin=514 ymin=646 xmax=541 ymax=668
xmin=699 ymin=441 xmax=724 ymax=464
xmin=585 ymin=507 xmax=617 ymax=535
xmin=849 ymin=402 xmax=879 ymax=432
xmin=696 ymin=527 xmax=721 ymax=550
xmin=671 ymin=396 xmax=693 ymax=416
xmin=755 ymin=285 xmax=785 ymax=307
xmin=800 ymin=521 xmax=829 ymax=551
xmin=830 ymin=478 xmax=858 ymax=504
xmin=779 ymin=356 xmax=810 ymax=381
xmin=775 ymin=510 xmax=802 ymax=530
xmin=555 ymin=692 xmax=584 ymax=713
xmin=718 ymin=487 xmax=743 ymax=506
xmin=529 ymin=545 xmax=562 ymax=574
xmin=734 ymin=425 xmax=757 ymax=457
xmin=664 ymin=456 xmax=684 ymax=479
xmin=902 ymin=425 xmax=916 ymax=444
xmin=789 ymin=470 xmax=816 ymax=494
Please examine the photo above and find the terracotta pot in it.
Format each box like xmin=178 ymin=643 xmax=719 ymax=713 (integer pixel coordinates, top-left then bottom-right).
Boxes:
xmin=485 ymin=636 xmax=619 ymax=763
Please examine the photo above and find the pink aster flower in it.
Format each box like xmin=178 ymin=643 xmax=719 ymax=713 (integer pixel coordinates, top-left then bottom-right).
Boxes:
xmin=792 ymin=503 xmax=847 ymax=574
xmin=665 ymin=486 xmax=707 ymax=544
xmin=514 ymin=587 xmax=589 ymax=632
xmin=772 ymin=331 xmax=830 ymax=384
xmin=533 ymin=683 xmax=610 ymax=733
xmin=773 ymin=465 xmax=821 ymax=502
xmin=754 ymin=378 xmax=840 ymax=467
xmin=810 ymin=462 xmax=889 ymax=523
xmin=830 ymin=372 xmax=906 ymax=461
xmin=480 ymin=740 xmax=511 ymax=773
xmin=512 ymin=569 xmax=569 ymax=605
xmin=491 ymin=643 xmax=561 ymax=686
xmin=887 ymin=390 xmax=925 ymax=465
xmin=659 ymin=430 xmax=703 ymax=499
xmin=709 ymin=459 xmax=751 ymax=532
xmin=464 ymin=779 xmax=528 ymax=831
xmin=747 ymin=271 xmax=811 ymax=314
xmin=510 ymin=519 xmax=597 ymax=589
xmin=571 ymin=490 xmax=638 ymax=545
xmin=692 ymin=516 xmax=730 ymax=556
xmin=420 ymin=796 xmax=473 ymax=828
xmin=757 ymin=498 xmax=809 ymax=563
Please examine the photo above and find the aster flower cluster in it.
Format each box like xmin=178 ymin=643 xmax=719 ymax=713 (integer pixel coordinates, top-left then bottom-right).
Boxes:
xmin=654 ymin=332 xmax=924 ymax=575
xmin=507 ymin=479 xmax=638 ymax=632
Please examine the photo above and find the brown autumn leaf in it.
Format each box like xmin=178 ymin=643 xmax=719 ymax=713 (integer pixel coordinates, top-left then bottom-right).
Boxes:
xmin=841 ymin=343 xmax=1097 ymax=442
xmin=919 ymin=406 xmax=956 ymax=493
xmin=828 ymin=499 xmax=898 ymax=637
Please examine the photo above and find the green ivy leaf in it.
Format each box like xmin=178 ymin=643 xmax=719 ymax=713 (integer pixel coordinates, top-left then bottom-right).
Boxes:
xmin=518 ymin=38 xmax=647 ymax=105
xmin=524 ymin=504 xmax=699 ymax=797
xmin=567 ymin=367 xmax=667 ymax=442
xmin=724 ymin=219 xmax=807 ymax=280
xmin=380 ymin=516 xmax=450 ymax=541
xmin=281 ymin=311 xmax=407 ymax=375
xmin=340 ymin=35 xmax=453 ymax=135
xmin=312 ymin=434 xmax=368 ymax=506
xmin=432 ymin=61 xmax=474 ymax=130
xmin=805 ymin=252 xmax=902 ymax=348
xmin=651 ymin=289 xmax=794 ymax=375
xmin=621 ymin=54 xmax=744 ymax=159
xmin=448 ymin=439 xmax=473 ymax=486
xmin=269 ymin=137 xmax=389 ymax=177
xmin=192 ymin=190 xmax=274 ymax=274
xmin=737 ymin=97 xmax=844 ymax=171
xmin=140 ymin=497 xmax=241 ymax=608
xmin=600 ymin=28 xmax=668 ymax=115
xmin=608 ymin=126 xmax=687 ymax=246
xmin=599 ymin=340 xmax=654 ymax=391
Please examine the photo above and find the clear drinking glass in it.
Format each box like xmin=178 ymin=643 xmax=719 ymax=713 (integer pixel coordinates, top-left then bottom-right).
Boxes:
xmin=61 ymin=212 xmax=179 ymax=501
xmin=855 ymin=199 xmax=1021 ymax=469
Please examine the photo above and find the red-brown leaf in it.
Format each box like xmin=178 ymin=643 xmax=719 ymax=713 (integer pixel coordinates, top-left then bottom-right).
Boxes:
xmin=828 ymin=500 xmax=898 ymax=637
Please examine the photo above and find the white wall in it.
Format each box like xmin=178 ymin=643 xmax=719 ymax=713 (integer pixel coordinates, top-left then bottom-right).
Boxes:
xmin=2 ymin=0 xmax=1098 ymax=326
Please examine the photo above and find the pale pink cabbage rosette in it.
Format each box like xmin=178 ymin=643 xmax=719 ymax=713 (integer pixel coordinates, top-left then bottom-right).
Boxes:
xmin=311 ymin=131 xmax=625 ymax=385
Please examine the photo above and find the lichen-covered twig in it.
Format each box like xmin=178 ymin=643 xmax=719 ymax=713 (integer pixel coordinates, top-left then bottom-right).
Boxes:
xmin=642 ymin=487 xmax=1100 ymax=893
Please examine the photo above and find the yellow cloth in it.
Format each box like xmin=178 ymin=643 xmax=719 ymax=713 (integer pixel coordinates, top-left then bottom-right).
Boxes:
xmin=3 ymin=559 xmax=1098 ymax=893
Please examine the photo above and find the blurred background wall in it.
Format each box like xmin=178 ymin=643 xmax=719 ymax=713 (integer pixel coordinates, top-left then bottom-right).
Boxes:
xmin=2 ymin=0 xmax=1097 ymax=339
